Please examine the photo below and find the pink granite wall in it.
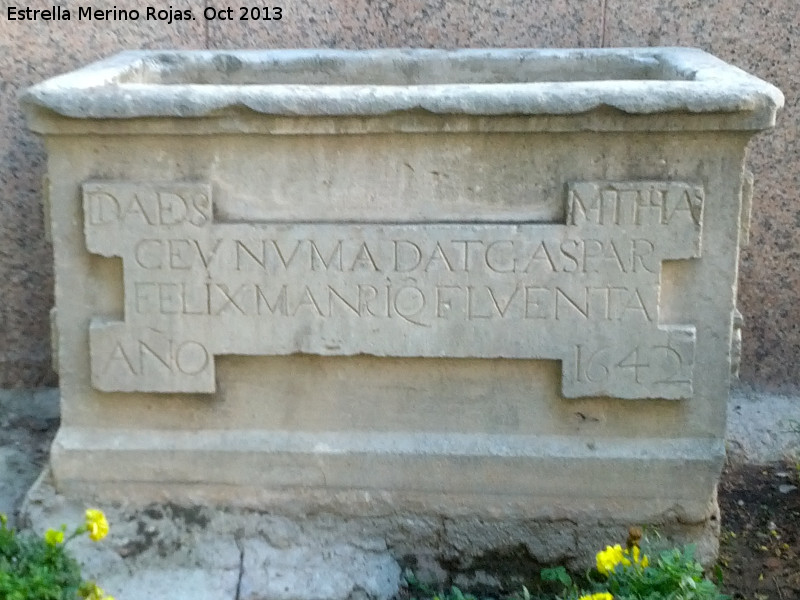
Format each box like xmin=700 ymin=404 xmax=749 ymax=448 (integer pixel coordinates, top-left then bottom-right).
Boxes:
xmin=0 ymin=0 xmax=796 ymax=388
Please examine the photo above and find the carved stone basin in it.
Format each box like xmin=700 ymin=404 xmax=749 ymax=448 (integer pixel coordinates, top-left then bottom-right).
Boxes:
xmin=23 ymin=48 xmax=782 ymax=568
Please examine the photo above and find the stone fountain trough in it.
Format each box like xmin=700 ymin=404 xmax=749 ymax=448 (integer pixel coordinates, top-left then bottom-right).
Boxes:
xmin=22 ymin=48 xmax=782 ymax=574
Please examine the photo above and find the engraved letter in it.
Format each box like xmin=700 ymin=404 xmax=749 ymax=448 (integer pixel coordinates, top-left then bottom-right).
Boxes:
xmin=393 ymin=240 xmax=422 ymax=272
xmin=157 ymin=192 xmax=189 ymax=225
xmin=484 ymin=241 xmax=515 ymax=273
xmin=134 ymin=239 xmax=163 ymax=270
xmin=175 ymin=341 xmax=210 ymax=375
xmin=310 ymin=240 xmax=344 ymax=271
xmin=86 ymin=191 xmax=120 ymax=225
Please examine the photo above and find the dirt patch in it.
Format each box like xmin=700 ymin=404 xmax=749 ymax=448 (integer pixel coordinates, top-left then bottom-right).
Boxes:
xmin=718 ymin=461 xmax=800 ymax=600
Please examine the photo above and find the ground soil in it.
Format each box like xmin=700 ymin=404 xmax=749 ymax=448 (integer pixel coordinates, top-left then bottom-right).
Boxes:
xmin=717 ymin=461 xmax=800 ymax=600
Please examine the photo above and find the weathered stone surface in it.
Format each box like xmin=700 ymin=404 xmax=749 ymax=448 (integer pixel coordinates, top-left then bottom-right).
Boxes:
xmin=84 ymin=179 xmax=701 ymax=398
xmin=0 ymin=388 xmax=58 ymax=525
xmin=0 ymin=447 xmax=36 ymax=520
xmin=22 ymin=48 xmax=780 ymax=571
xmin=21 ymin=48 xmax=781 ymax=123
xmin=105 ymin=570 xmax=240 ymax=600
xmin=240 ymin=539 xmax=401 ymax=600
xmin=6 ymin=384 xmax=793 ymax=596
xmin=19 ymin=470 xmax=719 ymax=600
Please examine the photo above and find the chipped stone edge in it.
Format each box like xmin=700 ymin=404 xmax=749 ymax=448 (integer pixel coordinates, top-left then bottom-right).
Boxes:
xmin=19 ymin=48 xmax=783 ymax=127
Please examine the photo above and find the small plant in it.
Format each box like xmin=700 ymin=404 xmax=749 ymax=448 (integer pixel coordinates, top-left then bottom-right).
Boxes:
xmin=541 ymin=566 xmax=574 ymax=589
xmin=404 ymin=572 xmax=478 ymax=600
xmin=0 ymin=510 xmax=114 ymax=600
xmin=402 ymin=526 xmax=729 ymax=600
xmin=537 ymin=566 xmax=581 ymax=598
xmin=556 ymin=528 xmax=729 ymax=600
xmin=589 ymin=543 xmax=728 ymax=600
xmin=523 ymin=529 xmax=728 ymax=600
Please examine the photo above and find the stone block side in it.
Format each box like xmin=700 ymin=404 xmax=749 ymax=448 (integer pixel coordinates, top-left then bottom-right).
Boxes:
xmin=38 ymin=127 xmax=745 ymax=516
xmin=603 ymin=0 xmax=800 ymax=388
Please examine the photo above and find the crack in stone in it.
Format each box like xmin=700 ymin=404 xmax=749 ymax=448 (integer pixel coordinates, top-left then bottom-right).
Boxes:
xmin=234 ymin=538 xmax=245 ymax=600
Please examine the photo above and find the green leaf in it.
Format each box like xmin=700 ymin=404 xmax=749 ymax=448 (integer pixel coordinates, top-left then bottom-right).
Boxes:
xmin=541 ymin=566 xmax=573 ymax=587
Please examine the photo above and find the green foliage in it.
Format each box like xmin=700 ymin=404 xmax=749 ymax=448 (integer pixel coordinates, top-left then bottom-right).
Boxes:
xmin=402 ymin=541 xmax=729 ymax=600
xmin=589 ymin=545 xmax=730 ymax=600
xmin=404 ymin=574 xmax=479 ymax=600
xmin=0 ymin=516 xmax=83 ymax=600
xmin=0 ymin=510 xmax=113 ymax=600
xmin=540 ymin=567 xmax=573 ymax=589
xmin=404 ymin=570 xmax=436 ymax=599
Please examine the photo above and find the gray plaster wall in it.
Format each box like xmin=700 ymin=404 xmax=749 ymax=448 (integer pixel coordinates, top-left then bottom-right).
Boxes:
xmin=0 ymin=0 xmax=798 ymax=390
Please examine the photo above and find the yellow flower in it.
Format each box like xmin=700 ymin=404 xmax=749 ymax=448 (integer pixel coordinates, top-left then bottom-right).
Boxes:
xmin=596 ymin=543 xmax=649 ymax=576
xmin=44 ymin=528 xmax=64 ymax=546
xmin=578 ymin=594 xmax=614 ymax=600
xmin=630 ymin=544 xmax=649 ymax=568
xmin=596 ymin=544 xmax=629 ymax=575
xmin=0 ymin=513 xmax=6 ymax=526
xmin=85 ymin=509 xmax=109 ymax=541
xmin=78 ymin=582 xmax=114 ymax=600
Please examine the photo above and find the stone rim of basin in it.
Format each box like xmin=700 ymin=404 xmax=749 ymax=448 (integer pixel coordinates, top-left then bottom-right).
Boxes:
xmin=20 ymin=47 xmax=783 ymax=126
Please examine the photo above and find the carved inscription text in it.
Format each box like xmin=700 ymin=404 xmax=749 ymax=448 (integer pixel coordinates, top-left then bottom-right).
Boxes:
xmin=84 ymin=180 xmax=703 ymax=398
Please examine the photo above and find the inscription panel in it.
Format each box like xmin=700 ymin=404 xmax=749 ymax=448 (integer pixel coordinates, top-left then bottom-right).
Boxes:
xmin=83 ymin=180 xmax=703 ymax=398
